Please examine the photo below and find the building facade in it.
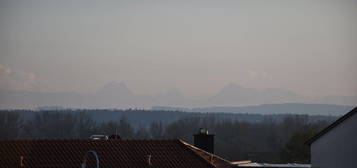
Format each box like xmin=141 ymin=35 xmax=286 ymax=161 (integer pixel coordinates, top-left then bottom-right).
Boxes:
xmin=308 ymin=107 xmax=357 ymax=168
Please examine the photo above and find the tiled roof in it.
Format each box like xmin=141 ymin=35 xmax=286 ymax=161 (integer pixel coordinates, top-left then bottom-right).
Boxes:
xmin=0 ymin=139 xmax=217 ymax=168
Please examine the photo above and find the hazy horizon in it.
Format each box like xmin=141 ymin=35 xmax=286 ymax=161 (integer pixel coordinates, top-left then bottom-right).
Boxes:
xmin=0 ymin=81 xmax=356 ymax=109
xmin=1 ymin=0 xmax=357 ymax=101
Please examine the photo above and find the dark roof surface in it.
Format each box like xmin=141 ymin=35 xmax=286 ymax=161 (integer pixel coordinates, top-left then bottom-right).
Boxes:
xmin=0 ymin=139 xmax=216 ymax=168
xmin=182 ymin=141 xmax=234 ymax=168
xmin=306 ymin=106 xmax=357 ymax=145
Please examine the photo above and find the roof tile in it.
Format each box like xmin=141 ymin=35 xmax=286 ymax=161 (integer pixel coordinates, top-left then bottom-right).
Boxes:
xmin=0 ymin=139 xmax=217 ymax=168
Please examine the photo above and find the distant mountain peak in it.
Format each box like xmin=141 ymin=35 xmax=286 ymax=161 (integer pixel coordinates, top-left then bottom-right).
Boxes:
xmin=224 ymin=83 xmax=244 ymax=89
xmin=96 ymin=81 xmax=132 ymax=96
xmin=164 ymin=88 xmax=182 ymax=97
xmin=102 ymin=81 xmax=127 ymax=89
xmin=216 ymin=83 xmax=255 ymax=95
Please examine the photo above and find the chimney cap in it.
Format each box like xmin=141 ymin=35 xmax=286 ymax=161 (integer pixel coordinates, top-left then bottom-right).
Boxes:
xmin=198 ymin=128 xmax=208 ymax=135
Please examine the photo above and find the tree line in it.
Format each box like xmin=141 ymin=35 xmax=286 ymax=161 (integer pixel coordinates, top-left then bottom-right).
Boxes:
xmin=0 ymin=110 xmax=331 ymax=163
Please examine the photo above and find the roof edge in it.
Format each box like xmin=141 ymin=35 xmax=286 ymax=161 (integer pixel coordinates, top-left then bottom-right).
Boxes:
xmin=178 ymin=140 xmax=218 ymax=168
xmin=179 ymin=139 xmax=234 ymax=168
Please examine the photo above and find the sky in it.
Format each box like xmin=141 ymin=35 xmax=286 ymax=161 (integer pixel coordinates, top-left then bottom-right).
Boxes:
xmin=0 ymin=0 xmax=356 ymax=98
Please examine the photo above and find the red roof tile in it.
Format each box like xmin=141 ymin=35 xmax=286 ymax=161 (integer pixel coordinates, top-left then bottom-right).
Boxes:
xmin=0 ymin=139 xmax=216 ymax=168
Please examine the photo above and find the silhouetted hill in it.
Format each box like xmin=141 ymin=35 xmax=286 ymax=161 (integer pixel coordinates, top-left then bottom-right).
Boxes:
xmin=152 ymin=103 xmax=354 ymax=116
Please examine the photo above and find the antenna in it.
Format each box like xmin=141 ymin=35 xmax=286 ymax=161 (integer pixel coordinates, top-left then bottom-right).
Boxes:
xmin=147 ymin=155 xmax=152 ymax=166
xmin=20 ymin=156 xmax=24 ymax=167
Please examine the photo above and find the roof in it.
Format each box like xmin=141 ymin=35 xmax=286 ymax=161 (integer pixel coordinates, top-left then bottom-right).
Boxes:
xmin=236 ymin=162 xmax=310 ymax=168
xmin=306 ymin=106 xmax=357 ymax=145
xmin=182 ymin=140 xmax=234 ymax=168
xmin=230 ymin=160 xmax=310 ymax=168
xmin=0 ymin=139 xmax=217 ymax=168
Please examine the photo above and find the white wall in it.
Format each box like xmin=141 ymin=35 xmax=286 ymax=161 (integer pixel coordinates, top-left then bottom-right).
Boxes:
xmin=311 ymin=113 xmax=357 ymax=168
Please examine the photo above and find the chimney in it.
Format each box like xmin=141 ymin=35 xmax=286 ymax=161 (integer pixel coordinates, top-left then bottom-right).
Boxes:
xmin=194 ymin=128 xmax=214 ymax=154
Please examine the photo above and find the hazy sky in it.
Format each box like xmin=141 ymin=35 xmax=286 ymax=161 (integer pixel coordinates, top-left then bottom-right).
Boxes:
xmin=1 ymin=0 xmax=356 ymax=98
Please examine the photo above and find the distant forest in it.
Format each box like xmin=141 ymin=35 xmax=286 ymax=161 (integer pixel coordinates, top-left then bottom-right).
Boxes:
xmin=0 ymin=109 xmax=336 ymax=163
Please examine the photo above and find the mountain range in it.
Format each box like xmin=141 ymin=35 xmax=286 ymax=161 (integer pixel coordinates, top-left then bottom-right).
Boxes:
xmin=0 ymin=82 xmax=356 ymax=109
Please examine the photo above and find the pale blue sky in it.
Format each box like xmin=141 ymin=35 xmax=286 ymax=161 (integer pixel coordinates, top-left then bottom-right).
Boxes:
xmin=0 ymin=0 xmax=356 ymax=98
